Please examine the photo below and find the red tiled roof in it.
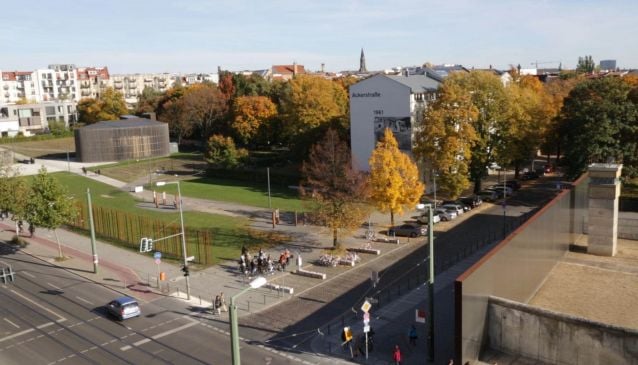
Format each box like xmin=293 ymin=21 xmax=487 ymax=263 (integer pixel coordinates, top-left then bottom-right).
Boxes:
xmin=272 ymin=65 xmax=305 ymax=74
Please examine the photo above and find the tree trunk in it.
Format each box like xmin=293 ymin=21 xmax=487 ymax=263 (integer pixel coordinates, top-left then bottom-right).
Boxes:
xmin=54 ymin=229 xmax=63 ymax=259
xmin=333 ymin=227 xmax=338 ymax=248
xmin=390 ymin=210 xmax=395 ymax=226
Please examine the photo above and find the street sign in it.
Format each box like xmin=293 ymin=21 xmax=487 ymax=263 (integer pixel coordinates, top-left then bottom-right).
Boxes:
xmin=361 ymin=300 xmax=371 ymax=313
xmin=363 ymin=312 xmax=370 ymax=322
xmin=154 ymin=258 xmax=161 ymax=265
xmin=363 ymin=325 xmax=370 ymax=333
xmin=416 ymin=309 xmax=426 ymax=323
xmin=154 ymin=251 xmax=162 ymax=260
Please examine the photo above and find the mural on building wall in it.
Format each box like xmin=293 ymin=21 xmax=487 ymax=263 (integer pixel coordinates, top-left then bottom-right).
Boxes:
xmin=374 ymin=116 xmax=411 ymax=150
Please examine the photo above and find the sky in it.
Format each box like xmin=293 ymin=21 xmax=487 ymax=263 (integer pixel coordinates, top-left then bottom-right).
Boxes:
xmin=1 ymin=0 xmax=637 ymax=74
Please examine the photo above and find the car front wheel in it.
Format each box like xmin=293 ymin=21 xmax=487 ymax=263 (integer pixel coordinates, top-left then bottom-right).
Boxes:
xmin=410 ymin=232 xmax=417 ymax=238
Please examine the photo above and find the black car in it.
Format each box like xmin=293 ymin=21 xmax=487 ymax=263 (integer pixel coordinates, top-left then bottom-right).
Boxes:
xmin=504 ymin=180 xmax=521 ymax=191
xmin=459 ymin=196 xmax=482 ymax=208
xmin=521 ymin=171 xmax=539 ymax=180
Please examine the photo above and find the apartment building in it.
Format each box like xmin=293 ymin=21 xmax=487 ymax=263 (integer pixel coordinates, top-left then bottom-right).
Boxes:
xmin=0 ymin=100 xmax=77 ymax=137
xmin=77 ymin=66 xmax=110 ymax=99
xmin=1 ymin=64 xmax=81 ymax=103
xmin=107 ymin=73 xmax=175 ymax=107
xmin=1 ymin=71 xmax=39 ymax=104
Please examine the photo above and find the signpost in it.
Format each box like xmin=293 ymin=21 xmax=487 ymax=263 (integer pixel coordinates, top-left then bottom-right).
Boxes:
xmin=154 ymin=251 xmax=162 ymax=288
xmin=361 ymin=300 xmax=372 ymax=359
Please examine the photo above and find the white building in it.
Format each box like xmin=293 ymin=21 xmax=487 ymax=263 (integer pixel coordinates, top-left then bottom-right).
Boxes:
xmin=77 ymin=66 xmax=110 ymax=99
xmin=2 ymin=64 xmax=81 ymax=103
xmin=349 ymin=73 xmax=441 ymax=175
xmin=0 ymin=101 xmax=77 ymax=137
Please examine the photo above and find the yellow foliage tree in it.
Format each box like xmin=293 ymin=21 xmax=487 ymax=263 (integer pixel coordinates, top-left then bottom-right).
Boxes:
xmin=414 ymin=80 xmax=478 ymax=198
xmin=231 ymin=95 xmax=277 ymax=144
xmin=369 ymin=129 xmax=425 ymax=225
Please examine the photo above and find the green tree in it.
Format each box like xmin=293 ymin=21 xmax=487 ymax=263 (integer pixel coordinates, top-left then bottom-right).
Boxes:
xmin=205 ymin=134 xmax=248 ymax=169
xmin=561 ymin=77 xmax=638 ymax=179
xmin=369 ymin=129 xmax=424 ymax=225
xmin=446 ymin=71 xmax=510 ymax=192
xmin=0 ymin=166 xmax=31 ymax=236
xmin=301 ymin=129 xmax=370 ymax=248
xmin=414 ymin=80 xmax=478 ymax=198
xmin=576 ymin=55 xmax=596 ymax=74
xmin=136 ymin=86 xmax=164 ymax=114
xmin=26 ymin=167 xmax=77 ymax=258
xmin=233 ymin=74 xmax=271 ymax=97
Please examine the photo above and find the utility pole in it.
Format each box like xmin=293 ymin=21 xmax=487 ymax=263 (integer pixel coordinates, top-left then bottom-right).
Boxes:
xmin=426 ymin=203 xmax=435 ymax=362
xmin=267 ymin=167 xmax=272 ymax=210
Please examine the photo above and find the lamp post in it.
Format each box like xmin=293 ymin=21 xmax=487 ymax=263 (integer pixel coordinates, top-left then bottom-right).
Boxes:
xmin=156 ymin=180 xmax=190 ymax=300
xmin=502 ymin=168 xmax=507 ymax=238
xmin=422 ymin=203 xmax=435 ymax=362
xmin=230 ymin=276 xmax=267 ymax=365
xmin=432 ymin=170 xmax=438 ymax=208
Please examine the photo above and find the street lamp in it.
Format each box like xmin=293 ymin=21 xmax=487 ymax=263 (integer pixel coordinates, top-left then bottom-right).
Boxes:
xmin=230 ymin=276 xmax=267 ymax=365
xmin=422 ymin=203 xmax=435 ymax=362
xmin=156 ymin=180 xmax=190 ymax=300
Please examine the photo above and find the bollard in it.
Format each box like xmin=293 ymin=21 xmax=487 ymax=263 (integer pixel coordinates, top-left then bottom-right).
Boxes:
xmin=247 ymin=300 xmax=250 ymax=313
xmin=199 ymin=295 xmax=202 ymax=305
xmin=264 ymin=294 xmax=267 ymax=305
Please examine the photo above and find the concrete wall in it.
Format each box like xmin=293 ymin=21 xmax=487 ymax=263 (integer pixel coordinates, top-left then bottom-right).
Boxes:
xmin=583 ymin=212 xmax=638 ymax=240
xmin=488 ymin=296 xmax=638 ymax=365
xmin=456 ymin=176 xmax=589 ymax=364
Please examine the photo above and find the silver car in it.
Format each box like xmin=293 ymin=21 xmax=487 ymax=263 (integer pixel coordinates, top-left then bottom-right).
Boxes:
xmin=417 ymin=213 xmax=441 ymax=225
xmin=107 ymin=296 xmax=141 ymax=320
xmin=440 ymin=203 xmax=464 ymax=216
xmin=434 ymin=208 xmax=457 ymax=221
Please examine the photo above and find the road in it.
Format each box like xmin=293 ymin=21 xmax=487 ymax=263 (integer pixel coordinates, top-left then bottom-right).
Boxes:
xmin=0 ymin=246 xmax=297 ymax=365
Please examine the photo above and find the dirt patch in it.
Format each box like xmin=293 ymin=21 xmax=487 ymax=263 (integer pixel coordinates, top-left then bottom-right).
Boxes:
xmin=529 ymin=240 xmax=638 ymax=329
xmin=0 ymin=137 xmax=75 ymax=157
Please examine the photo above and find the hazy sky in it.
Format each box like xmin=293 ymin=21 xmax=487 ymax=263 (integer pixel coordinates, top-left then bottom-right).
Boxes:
xmin=1 ymin=0 xmax=636 ymax=74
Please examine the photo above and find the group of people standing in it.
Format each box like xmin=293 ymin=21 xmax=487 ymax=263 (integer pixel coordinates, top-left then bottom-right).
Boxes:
xmin=239 ymin=247 xmax=292 ymax=276
xmin=212 ymin=292 xmax=227 ymax=315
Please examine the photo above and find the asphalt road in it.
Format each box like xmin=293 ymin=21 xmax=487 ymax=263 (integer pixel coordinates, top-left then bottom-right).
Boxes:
xmin=0 ymin=246 xmax=297 ymax=365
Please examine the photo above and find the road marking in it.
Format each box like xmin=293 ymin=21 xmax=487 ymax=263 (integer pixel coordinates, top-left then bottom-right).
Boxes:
xmin=3 ymin=318 xmax=19 ymax=328
xmin=120 ymin=319 xmax=198 ymax=351
xmin=75 ymin=296 xmax=93 ymax=305
xmin=9 ymin=289 xmax=66 ymax=322
xmin=22 ymin=272 xmax=35 ymax=278
xmin=0 ymin=322 xmax=54 ymax=343
xmin=47 ymin=283 xmax=63 ymax=291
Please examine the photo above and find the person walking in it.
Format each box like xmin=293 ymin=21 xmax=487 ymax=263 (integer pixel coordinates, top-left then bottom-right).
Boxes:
xmin=219 ymin=292 xmax=227 ymax=312
xmin=392 ymin=345 xmax=402 ymax=365
xmin=409 ymin=324 xmax=418 ymax=346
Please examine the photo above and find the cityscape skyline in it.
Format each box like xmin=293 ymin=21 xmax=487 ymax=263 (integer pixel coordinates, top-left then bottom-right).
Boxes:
xmin=1 ymin=0 xmax=637 ymax=74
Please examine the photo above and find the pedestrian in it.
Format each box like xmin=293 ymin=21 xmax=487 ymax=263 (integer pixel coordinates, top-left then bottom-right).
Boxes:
xmin=409 ymin=324 xmax=418 ymax=346
xmin=28 ymin=222 xmax=35 ymax=237
xmin=82 ymin=167 xmax=87 ymax=175
xmin=392 ymin=345 xmax=402 ymax=365
xmin=17 ymin=221 xmax=23 ymax=235
xmin=279 ymin=253 xmax=287 ymax=271
xmin=213 ymin=295 xmax=222 ymax=315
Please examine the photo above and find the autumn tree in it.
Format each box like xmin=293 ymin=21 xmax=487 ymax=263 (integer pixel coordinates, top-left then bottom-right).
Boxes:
xmin=136 ymin=86 xmax=164 ymax=114
xmin=205 ymin=134 xmax=248 ymax=169
xmin=180 ymin=83 xmax=228 ymax=138
xmin=301 ymin=129 xmax=370 ymax=248
xmin=502 ymin=76 xmax=553 ymax=177
xmin=541 ymin=76 xmax=582 ymax=162
xmin=369 ymin=129 xmax=424 ymax=225
xmin=77 ymin=87 xmax=127 ymax=124
xmin=560 ymin=77 xmax=638 ymax=179
xmin=282 ymin=75 xmax=348 ymax=139
xmin=414 ymin=80 xmax=478 ymax=198
xmin=26 ymin=167 xmax=77 ymax=258
xmin=231 ymin=95 xmax=277 ymax=145
xmin=157 ymin=85 xmax=190 ymax=143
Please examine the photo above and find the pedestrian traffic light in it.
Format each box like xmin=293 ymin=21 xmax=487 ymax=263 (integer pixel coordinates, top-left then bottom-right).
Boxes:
xmin=181 ymin=265 xmax=190 ymax=277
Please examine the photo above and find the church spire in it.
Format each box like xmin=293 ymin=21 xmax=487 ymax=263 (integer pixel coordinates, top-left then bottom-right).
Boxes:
xmin=359 ymin=48 xmax=367 ymax=73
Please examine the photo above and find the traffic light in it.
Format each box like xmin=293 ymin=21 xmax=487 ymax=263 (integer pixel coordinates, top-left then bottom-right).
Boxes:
xmin=181 ymin=265 xmax=190 ymax=277
xmin=139 ymin=238 xmax=153 ymax=253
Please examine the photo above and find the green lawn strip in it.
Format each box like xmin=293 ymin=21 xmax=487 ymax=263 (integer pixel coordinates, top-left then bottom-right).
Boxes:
xmin=50 ymin=172 xmax=279 ymax=265
xmin=153 ymin=176 xmax=305 ymax=212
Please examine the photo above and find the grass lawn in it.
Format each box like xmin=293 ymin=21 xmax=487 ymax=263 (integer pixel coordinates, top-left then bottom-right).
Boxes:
xmin=154 ymin=176 xmax=304 ymax=212
xmin=50 ymin=172 xmax=286 ymax=265
xmin=0 ymin=137 xmax=75 ymax=157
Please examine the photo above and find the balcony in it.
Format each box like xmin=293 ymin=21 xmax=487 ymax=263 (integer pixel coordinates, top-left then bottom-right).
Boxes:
xmin=129 ymin=84 xmax=137 ymax=89
xmin=3 ymin=85 xmax=8 ymax=90
xmin=114 ymin=79 xmax=123 ymax=84
xmin=114 ymin=84 xmax=123 ymax=89
xmin=81 ymin=90 xmax=91 ymax=96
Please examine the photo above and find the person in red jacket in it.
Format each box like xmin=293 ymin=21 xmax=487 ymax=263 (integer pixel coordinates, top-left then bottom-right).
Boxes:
xmin=393 ymin=344 xmax=402 ymax=364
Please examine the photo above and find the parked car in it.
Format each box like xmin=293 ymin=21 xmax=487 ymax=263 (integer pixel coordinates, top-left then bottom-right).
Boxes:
xmin=521 ymin=171 xmax=539 ymax=180
xmin=440 ymin=203 xmax=465 ymax=215
xmin=434 ymin=208 xmax=457 ymax=221
xmin=417 ymin=212 xmax=441 ymax=225
xmin=442 ymin=200 xmax=471 ymax=212
xmin=488 ymin=185 xmax=514 ymax=196
xmin=419 ymin=195 xmax=441 ymax=207
xmin=478 ymin=190 xmax=498 ymax=202
xmin=388 ymin=223 xmax=427 ymax=237
xmin=503 ymin=180 xmax=521 ymax=191
xmin=107 ymin=296 xmax=141 ymax=320
xmin=459 ymin=196 xmax=482 ymax=208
